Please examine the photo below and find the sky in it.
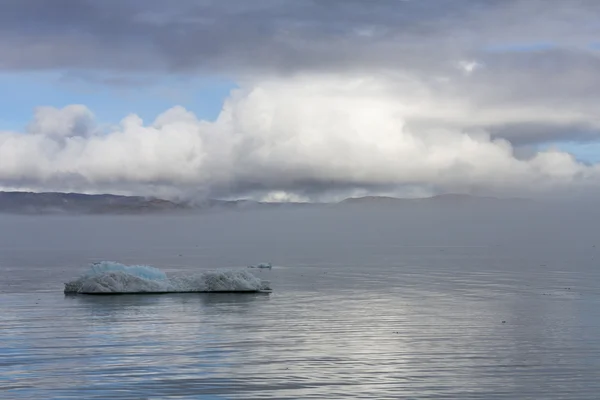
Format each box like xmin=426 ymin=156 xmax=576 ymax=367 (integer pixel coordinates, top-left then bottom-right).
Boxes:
xmin=1 ymin=0 xmax=600 ymax=201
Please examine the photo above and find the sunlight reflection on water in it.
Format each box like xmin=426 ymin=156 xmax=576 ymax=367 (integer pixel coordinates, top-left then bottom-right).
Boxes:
xmin=1 ymin=210 xmax=600 ymax=398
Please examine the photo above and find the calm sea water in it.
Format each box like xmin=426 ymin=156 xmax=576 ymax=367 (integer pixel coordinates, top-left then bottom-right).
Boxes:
xmin=1 ymin=206 xmax=600 ymax=399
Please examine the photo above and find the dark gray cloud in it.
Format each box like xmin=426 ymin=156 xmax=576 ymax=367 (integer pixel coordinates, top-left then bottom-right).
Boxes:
xmin=1 ymin=0 xmax=596 ymax=74
xmin=3 ymin=1 xmax=600 ymax=144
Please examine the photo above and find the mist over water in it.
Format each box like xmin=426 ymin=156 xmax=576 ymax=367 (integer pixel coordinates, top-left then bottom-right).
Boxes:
xmin=1 ymin=203 xmax=600 ymax=398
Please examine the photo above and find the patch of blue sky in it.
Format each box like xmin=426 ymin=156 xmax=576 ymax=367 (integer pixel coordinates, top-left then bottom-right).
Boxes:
xmin=483 ymin=42 xmax=557 ymax=53
xmin=588 ymin=42 xmax=600 ymax=50
xmin=0 ymin=71 xmax=238 ymax=132
xmin=546 ymin=141 xmax=600 ymax=165
xmin=484 ymin=41 xmax=600 ymax=53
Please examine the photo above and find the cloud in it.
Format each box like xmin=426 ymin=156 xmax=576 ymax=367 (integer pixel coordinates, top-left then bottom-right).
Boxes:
xmin=2 ymin=0 xmax=600 ymax=146
xmin=457 ymin=60 xmax=482 ymax=76
xmin=27 ymin=105 xmax=95 ymax=138
xmin=1 ymin=74 xmax=599 ymax=201
xmin=1 ymin=0 xmax=599 ymax=76
xmin=1 ymin=1 xmax=600 ymax=199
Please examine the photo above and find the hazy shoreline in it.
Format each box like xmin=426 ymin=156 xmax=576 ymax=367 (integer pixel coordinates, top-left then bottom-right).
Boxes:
xmin=0 ymin=191 xmax=533 ymax=215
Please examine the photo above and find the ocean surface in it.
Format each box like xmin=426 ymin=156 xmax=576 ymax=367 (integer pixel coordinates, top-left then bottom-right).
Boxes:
xmin=1 ymin=205 xmax=600 ymax=399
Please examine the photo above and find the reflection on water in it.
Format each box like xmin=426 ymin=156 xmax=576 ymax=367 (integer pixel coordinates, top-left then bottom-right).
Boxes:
xmin=2 ymin=210 xmax=600 ymax=398
xmin=2 ymin=292 xmax=272 ymax=399
xmin=3 ymin=261 xmax=600 ymax=399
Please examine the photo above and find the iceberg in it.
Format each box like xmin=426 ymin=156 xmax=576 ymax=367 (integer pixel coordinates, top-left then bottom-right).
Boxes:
xmin=64 ymin=261 xmax=272 ymax=294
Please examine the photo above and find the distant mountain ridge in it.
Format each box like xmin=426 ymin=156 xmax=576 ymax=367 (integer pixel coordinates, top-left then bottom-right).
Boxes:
xmin=0 ymin=191 xmax=185 ymax=214
xmin=339 ymin=193 xmax=528 ymax=206
xmin=0 ymin=191 xmax=529 ymax=215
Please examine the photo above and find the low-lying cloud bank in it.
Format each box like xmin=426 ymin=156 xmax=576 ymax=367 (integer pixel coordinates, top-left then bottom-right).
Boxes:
xmin=1 ymin=74 xmax=599 ymax=201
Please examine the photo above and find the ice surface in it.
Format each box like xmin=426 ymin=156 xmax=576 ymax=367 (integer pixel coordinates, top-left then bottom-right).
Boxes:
xmin=87 ymin=261 xmax=168 ymax=280
xmin=64 ymin=261 xmax=271 ymax=294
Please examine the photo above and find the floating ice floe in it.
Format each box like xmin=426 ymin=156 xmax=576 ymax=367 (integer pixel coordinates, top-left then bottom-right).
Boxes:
xmin=64 ymin=261 xmax=272 ymax=294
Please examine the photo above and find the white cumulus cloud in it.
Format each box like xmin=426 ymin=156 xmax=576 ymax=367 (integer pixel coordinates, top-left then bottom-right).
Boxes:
xmin=27 ymin=105 xmax=95 ymax=138
xmin=1 ymin=74 xmax=599 ymax=201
